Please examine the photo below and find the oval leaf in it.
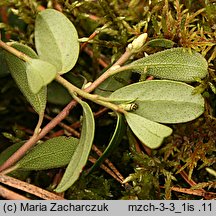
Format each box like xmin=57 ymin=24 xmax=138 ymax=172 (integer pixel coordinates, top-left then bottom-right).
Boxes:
xmin=4 ymin=43 xmax=47 ymax=114
xmin=109 ymin=80 xmax=204 ymax=123
xmin=88 ymin=113 xmax=126 ymax=174
xmin=55 ymin=101 xmax=95 ymax=192
xmin=16 ymin=137 xmax=79 ymax=170
xmin=131 ymin=48 xmax=208 ymax=82
xmin=145 ymin=38 xmax=175 ymax=48
xmin=35 ymin=9 xmax=80 ymax=74
xmin=125 ymin=112 xmax=173 ymax=149
xmin=26 ymin=59 xmax=57 ymax=94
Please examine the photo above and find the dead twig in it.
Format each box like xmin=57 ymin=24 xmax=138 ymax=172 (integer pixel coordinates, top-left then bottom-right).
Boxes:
xmin=0 ymin=174 xmax=65 ymax=200
xmin=0 ymin=185 xmax=30 ymax=200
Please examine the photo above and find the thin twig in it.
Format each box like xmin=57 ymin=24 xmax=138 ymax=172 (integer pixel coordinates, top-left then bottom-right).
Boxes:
xmin=165 ymin=186 xmax=216 ymax=199
xmin=0 ymin=185 xmax=31 ymax=200
xmin=81 ymin=31 xmax=100 ymax=51
xmin=0 ymin=100 xmax=78 ymax=171
xmin=91 ymin=145 xmax=125 ymax=182
xmin=50 ymin=107 xmax=108 ymax=137
xmin=179 ymin=170 xmax=205 ymax=190
xmin=0 ymin=42 xmax=134 ymax=171
xmin=84 ymin=47 xmax=109 ymax=68
xmin=0 ymin=174 xmax=65 ymax=200
xmin=0 ymin=40 xmax=31 ymax=62
xmin=88 ymin=156 xmax=123 ymax=184
xmin=45 ymin=114 xmax=81 ymax=138
xmin=178 ymin=170 xmax=214 ymax=199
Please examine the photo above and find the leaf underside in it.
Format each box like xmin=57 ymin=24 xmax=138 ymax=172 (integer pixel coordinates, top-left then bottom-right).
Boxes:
xmin=4 ymin=43 xmax=47 ymax=114
xmin=88 ymin=113 xmax=126 ymax=174
xmin=35 ymin=9 xmax=80 ymax=74
xmin=125 ymin=112 xmax=173 ymax=149
xmin=55 ymin=101 xmax=95 ymax=192
xmin=26 ymin=59 xmax=57 ymax=94
xmin=109 ymin=80 xmax=204 ymax=123
xmin=131 ymin=47 xmax=208 ymax=82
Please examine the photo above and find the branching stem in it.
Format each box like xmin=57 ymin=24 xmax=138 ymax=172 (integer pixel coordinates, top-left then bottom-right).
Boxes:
xmin=0 ymin=41 xmax=135 ymax=172
xmin=55 ymin=74 xmax=126 ymax=114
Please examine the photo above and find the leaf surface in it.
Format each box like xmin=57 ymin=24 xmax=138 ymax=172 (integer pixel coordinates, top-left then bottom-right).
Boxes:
xmin=4 ymin=43 xmax=47 ymax=114
xmin=145 ymin=38 xmax=175 ymax=48
xmin=109 ymin=80 xmax=204 ymax=123
xmin=131 ymin=48 xmax=208 ymax=82
xmin=55 ymin=101 xmax=95 ymax=192
xmin=35 ymin=9 xmax=79 ymax=74
xmin=125 ymin=112 xmax=172 ymax=149
xmin=26 ymin=59 xmax=57 ymax=94
xmin=16 ymin=137 xmax=79 ymax=170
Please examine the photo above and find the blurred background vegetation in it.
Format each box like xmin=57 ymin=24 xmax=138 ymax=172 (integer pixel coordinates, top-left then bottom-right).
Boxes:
xmin=0 ymin=0 xmax=215 ymax=199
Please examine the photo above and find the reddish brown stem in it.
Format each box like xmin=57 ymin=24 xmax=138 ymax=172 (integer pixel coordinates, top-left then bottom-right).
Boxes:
xmin=0 ymin=100 xmax=77 ymax=172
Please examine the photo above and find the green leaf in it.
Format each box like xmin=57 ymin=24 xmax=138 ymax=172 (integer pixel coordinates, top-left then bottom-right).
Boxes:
xmin=55 ymin=101 xmax=95 ymax=192
xmin=88 ymin=113 xmax=126 ymax=174
xmin=125 ymin=112 xmax=172 ymax=149
xmin=26 ymin=59 xmax=57 ymax=94
xmin=95 ymin=70 xmax=132 ymax=97
xmin=47 ymin=81 xmax=72 ymax=105
xmin=0 ymin=142 xmax=24 ymax=166
xmin=131 ymin=48 xmax=208 ymax=82
xmin=145 ymin=38 xmax=175 ymax=48
xmin=16 ymin=137 xmax=79 ymax=170
xmin=109 ymin=80 xmax=204 ymax=123
xmin=0 ymin=49 xmax=10 ymax=78
xmin=35 ymin=9 xmax=80 ymax=74
xmin=4 ymin=43 xmax=47 ymax=114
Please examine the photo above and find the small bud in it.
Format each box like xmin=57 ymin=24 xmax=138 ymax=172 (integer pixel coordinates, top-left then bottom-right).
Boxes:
xmin=122 ymin=175 xmax=134 ymax=184
xmin=144 ymin=52 xmax=149 ymax=57
xmin=10 ymin=9 xmax=19 ymax=15
xmin=83 ymin=82 xmax=92 ymax=89
xmin=128 ymin=33 xmax=148 ymax=53
xmin=119 ymin=103 xmax=138 ymax=111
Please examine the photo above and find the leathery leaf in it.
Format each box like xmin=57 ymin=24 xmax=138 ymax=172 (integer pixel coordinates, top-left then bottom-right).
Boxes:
xmin=4 ymin=43 xmax=47 ymax=114
xmin=26 ymin=59 xmax=57 ymax=94
xmin=125 ymin=112 xmax=173 ymax=149
xmin=16 ymin=137 xmax=79 ymax=170
xmin=35 ymin=9 xmax=79 ymax=74
xmin=55 ymin=101 xmax=95 ymax=192
xmin=130 ymin=47 xmax=208 ymax=82
xmin=109 ymin=80 xmax=204 ymax=124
